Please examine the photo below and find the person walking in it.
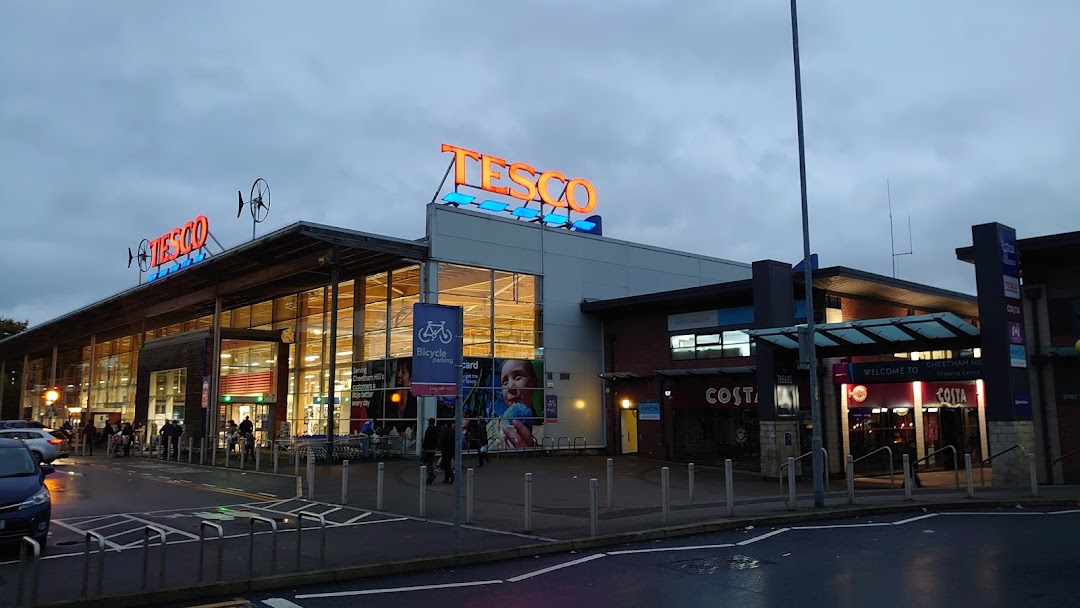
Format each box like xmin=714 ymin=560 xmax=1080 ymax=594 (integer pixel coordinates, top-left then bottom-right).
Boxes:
xmin=421 ymin=418 xmax=439 ymax=485
xmin=159 ymin=420 xmax=173 ymax=459
xmin=121 ymin=421 xmax=134 ymax=457
xmin=438 ymin=422 xmax=456 ymax=484
xmin=82 ymin=421 xmax=97 ymax=456
xmin=474 ymin=417 xmax=490 ymax=468
xmin=170 ymin=421 xmax=183 ymax=460
xmin=239 ymin=416 xmax=253 ymax=438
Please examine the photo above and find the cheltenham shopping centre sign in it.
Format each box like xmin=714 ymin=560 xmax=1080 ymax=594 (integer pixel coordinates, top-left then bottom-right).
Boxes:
xmin=438 ymin=144 xmax=601 ymax=233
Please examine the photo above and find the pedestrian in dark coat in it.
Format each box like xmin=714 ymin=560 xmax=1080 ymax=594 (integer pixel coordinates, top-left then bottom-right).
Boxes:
xmin=438 ymin=423 xmax=456 ymax=484
xmin=421 ymin=418 xmax=439 ymax=485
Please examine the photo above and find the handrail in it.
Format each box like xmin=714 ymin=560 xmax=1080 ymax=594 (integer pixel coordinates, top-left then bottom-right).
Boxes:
xmin=979 ymin=444 xmax=1028 ymax=487
xmin=296 ymin=511 xmax=327 ymax=570
xmin=140 ymin=525 xmax=167 ymax=591
xmin=17 ymin=536 xmax=41 ymax=608
xmin=911 ymin=445 xmax=960 ymax=488
xmin=198 ymin=521 xmax=224 ymax=584
xmin=81 ymin=531 xmax=106 ymax=598
xmin=1052 ymin=446 xmax=1080 ymax=466
xmin=850 ymin=446 xmax=894 ymax=489
xmin=248 ymin=514 xmax=279 ymax=577
xmin=779 ymin=447 xmax=829 ymax=495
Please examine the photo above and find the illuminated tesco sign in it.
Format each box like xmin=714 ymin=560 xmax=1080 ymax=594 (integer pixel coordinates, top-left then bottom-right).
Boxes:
xmin=441 ymin=144 xmax=597 ymax=214
xmin=146 ymin=215 xmax=210 ymax=282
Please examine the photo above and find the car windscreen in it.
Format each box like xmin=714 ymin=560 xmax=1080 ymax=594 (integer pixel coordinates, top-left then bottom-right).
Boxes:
xmin=0 ymin=446 xmax=37 ymax=476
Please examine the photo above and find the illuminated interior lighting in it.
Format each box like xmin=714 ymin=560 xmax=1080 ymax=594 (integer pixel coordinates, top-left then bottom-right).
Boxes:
xmin=304 ymin=355 xmax=319 ymax=362
xmin=220 ymin=353 xmax=232 ymax=359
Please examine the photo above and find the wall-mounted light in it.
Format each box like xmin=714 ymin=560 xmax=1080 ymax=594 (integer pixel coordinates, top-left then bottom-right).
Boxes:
xmin=664 ymin=390 xmax=672 ymax=398
xmin=45 ymin=389 xmax=59 ymax=404
xmin=621 ymin=398 xmax=631 ymax=409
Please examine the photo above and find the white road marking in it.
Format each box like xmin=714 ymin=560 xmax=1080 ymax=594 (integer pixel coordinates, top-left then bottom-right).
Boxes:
xmin=263 ymin=599 xmax=305 ymax=608
xmin=608 ymin=542 xmax=735 ymax=555
xmin=83 ymin=518 xmax=134 ymax=532
xmin=792 ymin=523 xmax=892 ymax=530
xmin=507 ymin=553 xmax=607 ymax=582
xmin=50 ymin=519 xmax=125 ymax=551
xmin=258 ymin=492 xmax=278 ymax=497
xmin=891 ymin=514 xmax=939 ymax=525
xmin=124 ymin=515 xmax=201 ymax=540
xmin=938 ymin=512 xmax=1043 ymax=516
xmin=341 ymin=512 xmax=372 ymax=524
xmin=297 ymin=579 xmax=504 ymax=598
xmin=1049 ymin=509 xmax=1080 ymax=515
xmin=736 ymin=527 xmax=790 ymax=546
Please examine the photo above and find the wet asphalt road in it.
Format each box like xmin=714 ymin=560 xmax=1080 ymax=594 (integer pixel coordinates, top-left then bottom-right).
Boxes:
xmin=226 ymin=508 xmax=1080 ymax=608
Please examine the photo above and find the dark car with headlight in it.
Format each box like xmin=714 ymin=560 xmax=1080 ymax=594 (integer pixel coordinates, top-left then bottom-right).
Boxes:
xmin=0 ymin=438 xmax=53 ymax=548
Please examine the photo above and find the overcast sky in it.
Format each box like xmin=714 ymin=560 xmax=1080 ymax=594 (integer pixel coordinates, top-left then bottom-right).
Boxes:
xmin=1 ymin=1 xmax=1077 ymax=327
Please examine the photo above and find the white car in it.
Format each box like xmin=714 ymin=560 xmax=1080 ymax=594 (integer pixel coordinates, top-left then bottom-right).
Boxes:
xmin=0 ymin=428 xmax=67 ymax=464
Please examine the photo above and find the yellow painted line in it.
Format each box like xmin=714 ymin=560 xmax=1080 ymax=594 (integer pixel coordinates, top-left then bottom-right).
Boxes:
xmin=88 ymin=463 xmax=275 ymax=502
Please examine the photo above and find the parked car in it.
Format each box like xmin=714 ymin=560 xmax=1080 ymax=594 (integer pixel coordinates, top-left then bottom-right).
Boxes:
xmin=0 ymin=420 xmax=45 ymax=430
xmin=0 ymin=438 xmax=53 ymax=548
xmin=0 ymin=428 xmax=67 ymax=463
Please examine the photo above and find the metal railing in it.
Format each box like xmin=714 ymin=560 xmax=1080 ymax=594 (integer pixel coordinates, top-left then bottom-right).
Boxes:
xmin=81 ymin=531 xmax=106 ymax=598
xmin=296 ymin=511 xmax=327 ymax=570
xmin=1051 ymin=446 xmax=1080 ymax=466
xmin=850 ymin=446 xmax=895 ymax=489
xmin=140 ymin=525 xmax=167 ymax=591
xmin=911 ymin=445 xmax=960 ymax=488
xmin=248 ymin=515 xmax=279 ymax=577
xmin=17 ymin=536 xmax=40 ymax=608
xmin=779 ymin=447 xmax=829 ymax=497
xmin=979 ymin=444 xmax=1028 ymax=487
xmin=573 ymin=437 xmax=587 ymax=454
xmin=198 ymin=521 xmax=225 ymax=584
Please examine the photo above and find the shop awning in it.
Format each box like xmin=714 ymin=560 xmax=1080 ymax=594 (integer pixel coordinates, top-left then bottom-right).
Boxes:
xmin=746 ymin=312 xmax=980 ymax=357
xmin=656 ymin=367 xmax=756 ymax=376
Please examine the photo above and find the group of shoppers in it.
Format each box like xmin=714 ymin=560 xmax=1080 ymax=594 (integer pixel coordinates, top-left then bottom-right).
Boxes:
xmin=420 ymin=417 xmax=491 ymax=485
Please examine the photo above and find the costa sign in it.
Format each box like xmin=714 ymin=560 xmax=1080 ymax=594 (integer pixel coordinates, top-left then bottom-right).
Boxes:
xmin=150 ymin=215 xmax=209 ymax=267
xmin=441 ymin=144 xmax=597 ymax=214
xmin=705 ymin=386 xmax=758 ymax=407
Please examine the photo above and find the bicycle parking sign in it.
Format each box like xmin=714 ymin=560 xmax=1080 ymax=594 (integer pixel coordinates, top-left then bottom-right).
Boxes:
xmin=412 ymin=303 xmax=463 ymax=396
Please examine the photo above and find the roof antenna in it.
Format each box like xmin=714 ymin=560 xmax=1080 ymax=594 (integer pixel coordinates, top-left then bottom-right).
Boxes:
xmin=888 ymin=179 xmax=913 ymax=278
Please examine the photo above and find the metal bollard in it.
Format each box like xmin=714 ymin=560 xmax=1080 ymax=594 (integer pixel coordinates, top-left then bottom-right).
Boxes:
xmin=225 ymin=444 xmax=231 ymax=469
xmin=606 ymin=458 xmax=614 ymax=509
xmin=661 ymin=467 xmax=670 ymax=525
xmin=81 ymin=531 xmax=106 ymax=598
xmin=294 ymin=445 xmax=301 ymax=477
xmin=1029 ymin=454 xmax=1038 ymax=497
xmin=273 ymin=441 xmax=280 ymax=474
xmin=295 ymin=476 xmax=303 ymax=499
xmin=211 ymin=436 xmax=217 ymax=467
xmin=786 ymin=457 xmax=796 ymax=510
xmin=972 ymin=453 xmax=980 ymax=496
xmin=466 ymin=467 xmax=474 ymax=524
xmin=377 ymin=462 xmax=385 ymax=510
xmin=846 ymin=455 xmax=855 ymax=505
xmin=188 ymin=437 xmax=194 ymax=464
xmin=306 ymin=448 xmax=315 ymax=500
xmin=199 ymin=438 xmax=206 ymax=465
xmin=248 ymin=515 xmax=278 ymax=577
xmin=525 ymin=472 xmax=533 ymax=533
xmin=255 ymin=439 xmax=262 ymax=472
xmin=589 ymin=478 xmax=598 ymax=538
xmin=903 ymin=454 xmax=912 ymax=501
xmin=240 ymin=447 xmax=246 ymax=470
xmin=724 ymin=458 xmax=734 ymax=516
xmin=419 ymin=465 xmax=427 ymax=517
xmin=688 ymin=462 xmax=695 ymax=503
xmin=17 ymin=536 xmax=41 ymax=608
xmin=341 ymin=459 xmax=350 ymax=504
xmin=140 ymin=526 xmax=167 ymax=591
xmin=197 ymin=521 xmax=224 ymax=584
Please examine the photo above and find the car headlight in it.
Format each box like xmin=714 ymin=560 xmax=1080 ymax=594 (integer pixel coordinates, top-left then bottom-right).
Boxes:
xmin=18 ymin=487 xmax=50 ymax=510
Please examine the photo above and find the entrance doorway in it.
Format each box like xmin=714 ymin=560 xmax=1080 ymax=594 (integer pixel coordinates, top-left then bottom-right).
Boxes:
xmin=923 ymin=406 xmax=981 ymax=468
xmin=620 ymin=409 xmax=638 ymax=454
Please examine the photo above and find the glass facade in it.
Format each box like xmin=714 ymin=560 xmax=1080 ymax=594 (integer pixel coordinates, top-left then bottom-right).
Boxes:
xmin=17 ymin=261 xmax=544 ymax=448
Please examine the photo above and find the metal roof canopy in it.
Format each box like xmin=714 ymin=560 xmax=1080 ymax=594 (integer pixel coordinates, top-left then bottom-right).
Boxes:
xmin=0 ymin=221 xmax=428 ymax=359
xmin=656 ymin=366 xmax=757 ymax=376
xmin=746 ymin=312 xmax=980 ymax=357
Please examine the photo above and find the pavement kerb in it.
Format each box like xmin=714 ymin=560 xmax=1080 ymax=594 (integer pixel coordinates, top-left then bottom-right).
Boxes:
xmin=82 ymin=453 xmax=302 ymax=480
xmin=38 ymin=496 xmax=1080 ymax=608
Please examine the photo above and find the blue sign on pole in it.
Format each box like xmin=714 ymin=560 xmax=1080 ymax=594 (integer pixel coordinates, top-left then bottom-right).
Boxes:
xmin=412 ymin=303 xmax=462 ymax=396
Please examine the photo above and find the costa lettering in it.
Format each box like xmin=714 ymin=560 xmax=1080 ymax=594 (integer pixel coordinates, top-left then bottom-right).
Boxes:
xmin=705 ymin=386 xmax=758 ymax=406
xmin=149 ymin=215 xmax=209 ymax=267
xmin=441 ymin=143 xmax=597 ymax=214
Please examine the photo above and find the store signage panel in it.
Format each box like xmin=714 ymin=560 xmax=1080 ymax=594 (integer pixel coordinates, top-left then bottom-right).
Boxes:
xmin=847 ymin=358 xmax=983 ymax=383
xmin=146 ymin=214 xmax=210 ymax=282
xmin=920 ymin=382 xmax=978 ymax=406
xmin=545 ymin=395 xmax=558 ymax=422
xmin=411 ymin=303 xmax=463 ymax=396
xmin=638 ymin=402 xmax=661 ymax=421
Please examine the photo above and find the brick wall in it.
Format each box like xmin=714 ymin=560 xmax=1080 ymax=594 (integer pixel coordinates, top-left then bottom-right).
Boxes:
xmin=1059 ymin=406 xmax=1080 ymax=484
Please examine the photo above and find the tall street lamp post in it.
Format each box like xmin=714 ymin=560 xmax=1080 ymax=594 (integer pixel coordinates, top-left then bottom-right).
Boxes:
xmin=789 ymin=0 xmax=825 ymax=508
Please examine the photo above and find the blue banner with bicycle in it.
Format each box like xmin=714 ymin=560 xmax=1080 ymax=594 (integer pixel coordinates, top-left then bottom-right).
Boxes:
xmin=412 ymin=303 xmax=462 ymax=396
